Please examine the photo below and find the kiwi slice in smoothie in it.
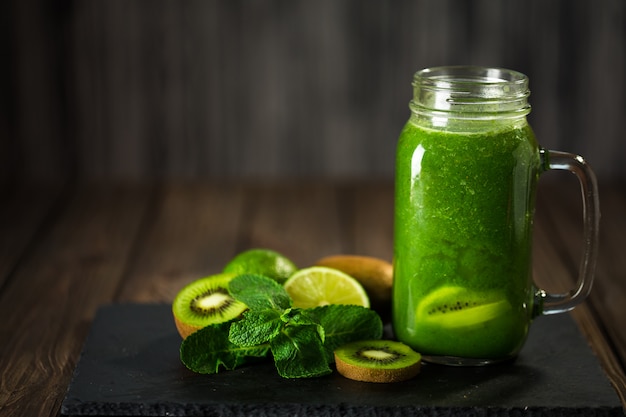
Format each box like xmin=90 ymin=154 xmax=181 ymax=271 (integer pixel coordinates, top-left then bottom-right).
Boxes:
xmin=334 ymin=340 xmax=422 ymax=383
xmin=172 ymin=273 xmax=247 ymax=339
xmin=415 ymin=286 xmax=511 ymax=329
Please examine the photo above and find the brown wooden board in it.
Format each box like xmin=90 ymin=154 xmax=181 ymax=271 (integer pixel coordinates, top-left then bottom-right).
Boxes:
xmin=534 ymin=181 xmax=626 ymax=405
xmin=0 ymin=185 xmax=64 ymax=290
xmin=0 ymin=185 xmax=152 ymax=416
xmin=61 ymin=303 xmax=624 ymax=417
xmin=115 ymin=182 xmax=246 ymax=303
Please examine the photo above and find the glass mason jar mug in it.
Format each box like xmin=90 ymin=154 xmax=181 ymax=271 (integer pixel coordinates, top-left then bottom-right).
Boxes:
xmin=392 ymin=66 xmax=600 ymax=365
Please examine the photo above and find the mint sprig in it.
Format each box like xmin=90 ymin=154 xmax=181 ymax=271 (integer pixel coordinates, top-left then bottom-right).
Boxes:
xmin=304 ymin=304 xmax=383 ymax=363
xmin=180 ymin=322 xmax=270 ymax=374
xmin=270 ymin=324 xmax=331 ymax=378
xmin=229 ymin=309 xmax=283 ymax=347
xmin=179 ymin=274 xmax=383 ymax=378
xmin=228 ymin=273 xmax=292 ymax=310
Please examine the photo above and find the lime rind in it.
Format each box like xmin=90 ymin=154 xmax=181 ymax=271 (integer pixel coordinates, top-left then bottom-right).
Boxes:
xmin=283 ymin=266 xmax=370 ymax=309
xmin=223 ymin=249 xmax=298 ymax=284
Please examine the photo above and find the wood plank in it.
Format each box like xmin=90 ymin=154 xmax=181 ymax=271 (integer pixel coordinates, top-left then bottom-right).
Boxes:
xmin=115 ymin=181 xmax=245 ymax=303
xmin=0 ymin=184 xmax=151 ymax=417
xmin=116 ymin=180 xmax=353 ymax=304
xmin=9 ymin=1 xmax=626 ymax=182
xmin=532 ymin=179 xmax=581 ymax=294
xmin=0 ymin=185 xmax=64 ymax=290
xmin=593 ymin=184 xmax=626 ymax=366
xmin=534 ymin=180 xmax=626 ymax=408
xmin=539 ymin=181 xmax=626 ymax=362
xmin=348 ymin=181 xmax=394 ymax=261
xmin=237 ymin=181 xmax=345 ymax=268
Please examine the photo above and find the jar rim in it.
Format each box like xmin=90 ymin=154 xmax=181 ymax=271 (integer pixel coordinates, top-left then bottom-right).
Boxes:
xmin=410 ymin=66 xmax=531 ymax=119
xmin=413 ymin=66 xmax=528 ymax=88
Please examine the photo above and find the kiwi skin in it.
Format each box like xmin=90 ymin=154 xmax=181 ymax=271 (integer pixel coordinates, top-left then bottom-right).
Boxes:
xmin=314 ymin=255 xmax=393 ymax=314
xmin=175 ymin=317 xmax=198 ymax=340
xmin=334 ymin=340 xmax=421 ymax=383
xmin=172 ymin=273 xmax=247 ymax=339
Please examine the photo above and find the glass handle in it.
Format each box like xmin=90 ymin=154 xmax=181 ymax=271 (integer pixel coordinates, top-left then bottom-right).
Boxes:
xmin=536 ymin=149 xmax=601 ymax=315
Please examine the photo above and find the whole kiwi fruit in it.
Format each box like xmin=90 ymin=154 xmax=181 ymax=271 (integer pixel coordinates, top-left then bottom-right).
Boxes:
xmin=334 ymin=340 xmax=421 ymax=383
xmin=172 ymin=273 xmax=247 ymax=339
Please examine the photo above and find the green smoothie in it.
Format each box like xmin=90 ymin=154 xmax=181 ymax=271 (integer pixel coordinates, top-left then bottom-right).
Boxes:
xmin=392 ymin=118 xmax=541 ymax=360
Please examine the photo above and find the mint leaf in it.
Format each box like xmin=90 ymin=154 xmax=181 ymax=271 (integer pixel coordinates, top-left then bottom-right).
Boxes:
xmin=180 ymin=322 xmax=270 ymax=374
xmin=229 ymin=309 xmax=283 ymax=347
xmin=229 ymin=274 xmax=292 ymax=310
xmin=270 ymin=325 xmax=331 ymax=378
xmin=306 ymin=304 xmax=383 ymax=363
xmin=281 ymin=308 xmax=325 ymax=342
xmin=281 ymin=308 xmax=315 ymax=325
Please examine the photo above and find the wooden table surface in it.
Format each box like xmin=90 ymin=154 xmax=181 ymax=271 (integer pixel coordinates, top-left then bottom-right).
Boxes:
xmin=1 ymin=179 xmax=625 ymax=416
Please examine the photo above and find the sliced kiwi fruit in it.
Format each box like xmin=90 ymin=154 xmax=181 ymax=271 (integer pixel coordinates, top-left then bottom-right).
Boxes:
xmin=415 ymin=285 xmax=512 ymax=329
xmin=172 ymin=273 xmax=247 ymax=339
xmin=334 ymin=340 xmax=421 ymax=383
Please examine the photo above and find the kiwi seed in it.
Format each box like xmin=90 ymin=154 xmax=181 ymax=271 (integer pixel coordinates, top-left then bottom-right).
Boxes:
xmin=416 ymin=286 xmax=512 ymax=329
xmin=334 ymin=340 xmax=421 ymax=383
xmin=190 ymin=288 xmax=236 ymax=316
xmin=172 ymin=273 xmax=247 ymax=339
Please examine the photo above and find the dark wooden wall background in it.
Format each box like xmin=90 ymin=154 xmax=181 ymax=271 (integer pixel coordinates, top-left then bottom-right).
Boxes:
xmin=2 ymin=0 xmax=626 ymax=184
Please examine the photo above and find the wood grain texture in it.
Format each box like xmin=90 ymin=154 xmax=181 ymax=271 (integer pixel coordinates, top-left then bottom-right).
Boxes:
xmin=0 ymin=185 xmax=64 ymax=290
xmin=116 ymin=182 xmax=246 ymax=303
xmin=349 ymin=181 xmax=394 ymax=261
xmin=1 ymin=180 xmax=625 ymax=416
xmin=534 ymin=180 xmax=626 ymax=408
xmin=0 ymin=184 xmax=151 ymax=417
xmin=238 ymin=182 xmax=346 ymax=267
xmin=3 ymin=0 xmax=626 ymax=183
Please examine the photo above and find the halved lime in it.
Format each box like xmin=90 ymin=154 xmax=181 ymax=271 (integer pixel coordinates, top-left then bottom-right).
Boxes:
xmin=283 ymin=266 xmax=370 ymax=309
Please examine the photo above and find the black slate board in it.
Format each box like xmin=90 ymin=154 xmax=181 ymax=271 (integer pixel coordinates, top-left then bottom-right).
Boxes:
xmin=61 ymin=304 xmax=624 ymax=416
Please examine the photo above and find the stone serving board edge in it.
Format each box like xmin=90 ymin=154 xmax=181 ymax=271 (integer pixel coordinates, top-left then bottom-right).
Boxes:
xmin=60 ymin=303 xmax=624 ymax=416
